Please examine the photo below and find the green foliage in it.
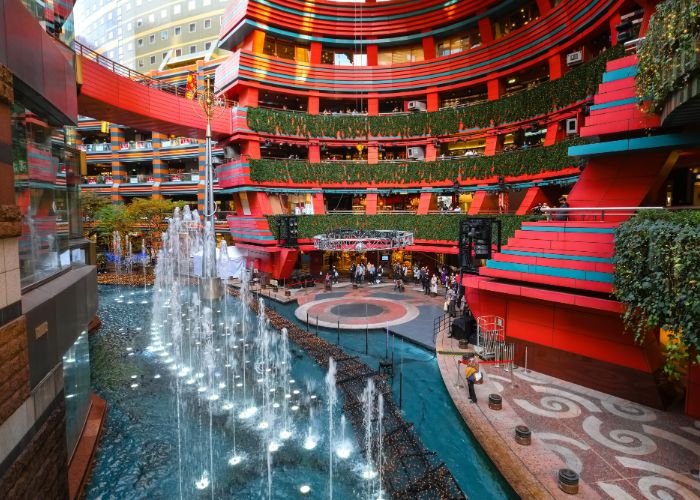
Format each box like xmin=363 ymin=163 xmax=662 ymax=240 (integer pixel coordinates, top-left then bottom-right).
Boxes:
xmin=94 ymin=204 xmax=130 ymax=240
xmin=250 ymin=139 xmax=585 ymax=184
xmin=637 ymin=0 xmax=700 ymax=111
xmin=247 ymin=47 xmax=623 ymax=138
xmin=613 ymin=210 xmax=700 ymax=377
xmin=81 ymin=191 xmax=111 ymax=220
xmin=267 ymin=213 xmax=535 ymax=244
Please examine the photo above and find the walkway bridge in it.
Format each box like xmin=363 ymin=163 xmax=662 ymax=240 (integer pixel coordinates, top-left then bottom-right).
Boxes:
xmin=75 ymin=42 xmax=234 ymax=140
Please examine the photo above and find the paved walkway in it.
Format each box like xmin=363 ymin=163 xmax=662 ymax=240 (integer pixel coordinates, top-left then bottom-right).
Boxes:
xmin=436 ymin=328 xmax=700 ymax=499
xmin=293 ymin=283 xmax=448 ymax=349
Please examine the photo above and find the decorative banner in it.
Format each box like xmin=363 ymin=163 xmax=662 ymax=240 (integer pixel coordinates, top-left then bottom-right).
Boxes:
xmin=100 ymin=121 xmax=110 ymax=133
xmin=185 ymin=73 xmax=197 ymax=100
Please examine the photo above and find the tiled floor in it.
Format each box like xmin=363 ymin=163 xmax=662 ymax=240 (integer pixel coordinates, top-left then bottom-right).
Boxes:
xmin=436 ymin=328 xmax=700 ymax=499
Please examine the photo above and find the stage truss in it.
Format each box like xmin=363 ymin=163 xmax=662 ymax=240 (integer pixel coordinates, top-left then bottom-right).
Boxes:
xmin=313 ymin=229 xmax=414 ymax=252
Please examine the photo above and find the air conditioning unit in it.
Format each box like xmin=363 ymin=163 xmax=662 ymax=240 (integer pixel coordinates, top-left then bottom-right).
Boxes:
xmin=566 ymin=118 xmax=578 ymax=135
xmin=566 ymin=51 xmax=583 ymax=67
xmin=407 ymin=101 xmax=426 ymax=112
xmin=407 ymin=146 xmax=425 ymax=160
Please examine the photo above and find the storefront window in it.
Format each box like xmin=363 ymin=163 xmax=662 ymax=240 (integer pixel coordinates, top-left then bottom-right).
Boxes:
xmin=12 ymin=103 xmax=82 ymax=288
xmin=63 ymin=330 xmax=91 ymax=458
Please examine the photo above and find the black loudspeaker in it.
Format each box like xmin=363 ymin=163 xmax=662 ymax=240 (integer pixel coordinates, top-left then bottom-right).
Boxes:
xmin=459 ymin=218 xmax=499 ymax=271
xmin=277 ymin=215 xmax=299 ymax=247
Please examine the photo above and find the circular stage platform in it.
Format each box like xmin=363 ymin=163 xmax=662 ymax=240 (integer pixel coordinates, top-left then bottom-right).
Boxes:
xmin=294 ymin=289 xmax=421 ymax=330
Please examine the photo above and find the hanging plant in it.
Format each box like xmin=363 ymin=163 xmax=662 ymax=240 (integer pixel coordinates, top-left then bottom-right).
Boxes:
xmin=249 ymin=138 xmax=586 ymax=184
xmin=247 ymin=47 xmax=623 ymax=138
xmin=613 ymin=210 xmax=700 ymax=378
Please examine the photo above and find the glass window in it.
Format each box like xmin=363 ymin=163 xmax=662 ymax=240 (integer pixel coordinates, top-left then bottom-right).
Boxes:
xmin=161 ymin=30 xmax=168 ymax=40
xmin=205 ymin=41 xmax=212 ymax=51
xmin=150 ymin=55 xmax=156 ymax=64
xmin=175 ymin=48 xmax=182 ymax=56
xmin=63 ymin=330 xmax=91 ymax=458
xmin=190 ymin=45 xmax=197 ymax=54
xmin=173 ymin=4 xmax=181 ymax=14
xmin=189 ymin=22 xmax=196 ymax=32
xmin=149 ymin=34 xmax=155 ymax=43
xmin=175 ymin=26 xmax=181 ymax=36
xmin=492 ymin=1 xmax=540 ymax=39
xmin=204 ymin=19 xmax=211 ymax=29
xmin=11 ymin=104 xmax=82 ymax=288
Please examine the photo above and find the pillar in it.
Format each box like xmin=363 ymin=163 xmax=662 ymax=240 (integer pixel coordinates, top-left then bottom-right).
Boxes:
xmin=544 ymin=122 xmax=562 ymax=146
xmin=110 ymin=125 xmax=125 ymax=203
xmin=241 ymin=139 xmax=260 ymax=159
xmin=487 ymin=79 xmax=503 ymax=101
xmin=251 ymin=30 xmax=266 ymax=54
xmin=609 ymin=12 xmax=621 ymax=46
xmin=484 ymin=135 xmax=503 ymax=156
xmin=417 ymin=191 xmax=432 ymax=215
xmin=535 ymin=0 xmax=551 ymax=16
xmin=151 ymin=132 xmax=167 ymax=199
xmin=308 ymin=95 xmax=320 ymax=115
xmin=422 ymin=34 xmax=436 ymax=60
xmin=426 ymin=88 xmax=439 ymax=112
xmin=516 ymin=186 xmax=549 ymax=215
xmin=310 ymin=42 xmax=322 ymax=64
xmin=367 ymin=44 xmax=378 ymax=66
xmin=365 ymin=192 xmax=378 ymax=214
xmin=425 ymin=142 xmax=437 ymax=162
xmin=478 ymin=14 xmax=494 ymax=44
xmin=308 ymin=143 xmax=321 ymax=163
xmin=548 ymin=53 xmax=566 ymax=80
xmin=311 ymin=193 xmax=325 ymax=215
xmin=367 ymin=144 xmax=379 ymax=164
xmin=368 ymin=97 xmax=379 ymax=116
xmin=239 ymin=86 xmax=259 ymax=107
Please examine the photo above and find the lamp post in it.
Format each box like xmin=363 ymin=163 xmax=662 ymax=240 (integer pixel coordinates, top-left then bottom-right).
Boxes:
xmin=191 ymin=75 xmax=228 ymax=299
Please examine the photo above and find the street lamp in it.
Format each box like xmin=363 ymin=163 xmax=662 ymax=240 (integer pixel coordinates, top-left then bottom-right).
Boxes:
xmin=189 ymin=74 xmax=230 ymax=299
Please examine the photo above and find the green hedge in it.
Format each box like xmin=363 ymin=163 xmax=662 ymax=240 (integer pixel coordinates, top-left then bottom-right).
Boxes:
xmin=614 ymin=210 xmax=700 ymax=377
xmin=250 ymin=139 xmax=585 ymax=184
xmin=247 ymin=46 xmax=623 ymax=138
xmin=637 ymin=0 xmax=700 ymax=111
xmin=267 ymin=214 xmax=536 ymax=244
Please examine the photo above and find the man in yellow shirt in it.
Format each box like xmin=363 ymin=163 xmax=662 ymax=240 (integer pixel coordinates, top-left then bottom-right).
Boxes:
xmin=461 ymin=358 xmax=479 ymax=404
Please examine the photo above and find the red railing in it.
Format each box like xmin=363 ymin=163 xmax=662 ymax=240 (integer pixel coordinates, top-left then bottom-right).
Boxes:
xmin=74 ymin=40 xmax=237 ymax=106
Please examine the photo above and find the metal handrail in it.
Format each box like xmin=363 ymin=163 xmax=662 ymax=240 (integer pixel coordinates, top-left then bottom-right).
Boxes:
xmin=73 ymin=40 xmax=237 ymax=106
xmin=542 ymin=206 xmax=664 ymax=221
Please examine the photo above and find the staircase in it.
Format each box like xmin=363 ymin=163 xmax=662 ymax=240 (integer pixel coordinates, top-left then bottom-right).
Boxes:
xmin=480 ymin=221 xmax=616 ymax=294
xmin=580 ymin=54 xmax=660 ymax=137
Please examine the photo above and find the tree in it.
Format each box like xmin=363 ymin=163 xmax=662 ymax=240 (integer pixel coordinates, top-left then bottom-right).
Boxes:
xmin=81 ymin=192 xmax=111 ymax=222
xmin=124 ymin=198 xmax=183 ymax=253
xmin=93 ymin=204 xmax=130 ymax=251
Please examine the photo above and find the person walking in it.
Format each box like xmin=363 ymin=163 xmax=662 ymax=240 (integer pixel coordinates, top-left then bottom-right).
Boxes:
xmin=463 ymin=358 xmax=480 ymax=403
xmin=446 ymin=286 xmax=457 ymax=317
xmin=430 ymin=274 xmax=438 ymax=296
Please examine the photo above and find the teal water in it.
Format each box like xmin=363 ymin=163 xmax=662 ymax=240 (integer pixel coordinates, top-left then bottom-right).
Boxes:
xmin=88 ymin=284 xmax=517 ymax=499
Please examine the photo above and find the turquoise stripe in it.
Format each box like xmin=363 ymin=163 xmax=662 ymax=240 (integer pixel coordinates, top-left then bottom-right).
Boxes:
xmin=501 ymin=250 xmax=613 ymax=263
xmin=486 ymin=260 xmax=613 ymax=283
xmin=602 ymin=66 xmax=638 ymax=83
xmin=521 ymin=225 xmax=615 ymax=234
xmin=569 ymin=133 xmax=700 ymax=157
xmin=230 ymin=233 xmax=275 ymax=240
xmin=589 ymin=97 xmax=639 ymax=111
